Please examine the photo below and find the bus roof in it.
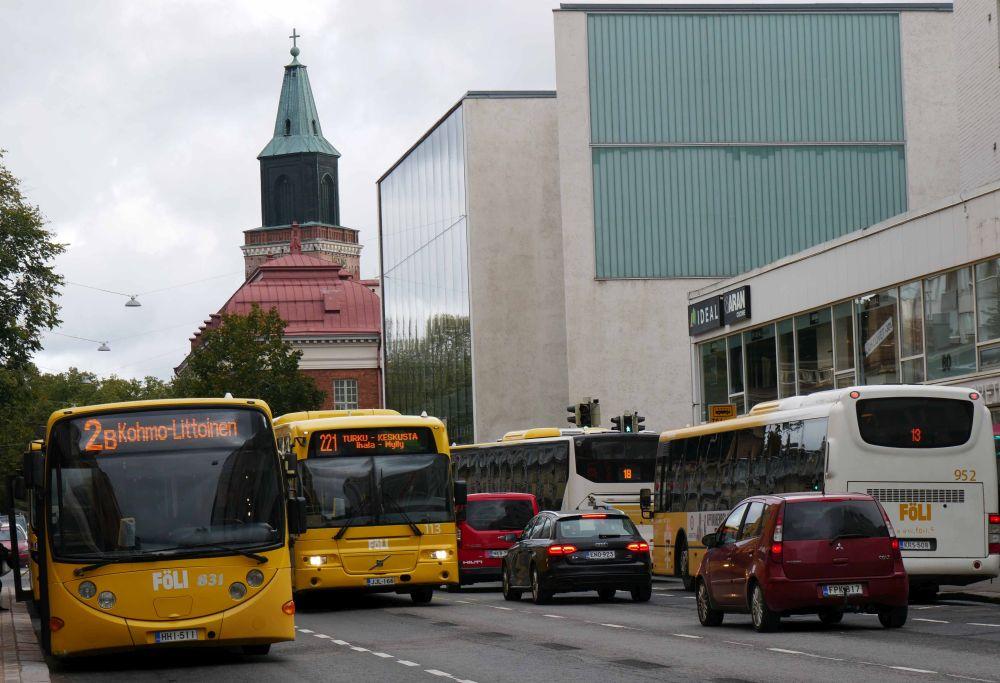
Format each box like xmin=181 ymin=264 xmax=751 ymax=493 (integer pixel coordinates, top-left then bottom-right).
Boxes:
xmin=46 ymin=397 xmax=273 ymax=430
xmin=273 ymin=409 xmax=400 ymax=427
xmin=661 ymin=384 xmax=982 ymax=442
xmin=453 ymin=427 xmax=657 ymax=449
xmin=275 ymin=413 xmax=446 ymax=434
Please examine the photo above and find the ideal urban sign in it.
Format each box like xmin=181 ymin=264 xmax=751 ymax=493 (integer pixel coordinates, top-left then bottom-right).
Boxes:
xmin=688 ymin=285 xmax=751 ymax=336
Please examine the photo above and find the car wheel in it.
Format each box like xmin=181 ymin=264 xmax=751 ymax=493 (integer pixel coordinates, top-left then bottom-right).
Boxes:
xmin=410 ymin=587 xmax=434 ymax=604
xmin=750 ymin=584 xmax=780 ymax=633
xmin=630 ymin=582 xmax=652 ymax=603
xmin=530 ymin=566 xmax=552 ymax=605
xmin=818 ymin=609 xmax=844 ymax=626
xmin=242 ymin=644 xmax=271 ymax=656
xmin=878 ymin=605 xmax=907 ymax=629
xmin=679 ymin=543 xmax=696 ymax=592
xmin=502 ymin=567 xmax=522 ymax=602
xmin=598 ymin=588 xmax=616 ymax=601
xmin=696 ymin=580 xmax=724 ymax=627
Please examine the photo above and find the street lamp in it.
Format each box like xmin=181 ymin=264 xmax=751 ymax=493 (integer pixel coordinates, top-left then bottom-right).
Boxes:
xmin=97 ymin=342 xmax=111 ymax=352
xmin=125 ymin=296 xmax=141 ymax=308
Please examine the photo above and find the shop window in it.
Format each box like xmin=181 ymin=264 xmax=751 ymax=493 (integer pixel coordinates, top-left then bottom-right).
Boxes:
xmin=699 ymin=340 xmax=728 ymax=421
xmin=333 ymin=379 xmax=359 ymax=410
xmin=744 ymin=324 xmax=777 ymax=409
xmin=976 ymin=258 xmax=1000 ymax=343
xmin=901 ymin=357 xmax=925 ymax=383
xmin=924 ymin=268 xmax=976 ymax=380
xmin=728 ymin=334 xmax=744 ymax=395
xmin=857 ymin=289 xmax=899 ymax=385
xmin=795 ymin=308 xmax=833 ymax=393
xmin=777 ymin=318 xmax=795 ymax=398
xmin=899 ymin=281 xmax=924 ymax=357
xmin=980 ymin=343 xmax=1000 ymax=373
xmin=833 ymin=301 xmax=855 ymax=372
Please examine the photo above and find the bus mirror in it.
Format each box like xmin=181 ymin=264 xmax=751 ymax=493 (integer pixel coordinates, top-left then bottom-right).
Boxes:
xmin=639 ymin=488 xmax=653 ymax=519
xmin=288 ymin=497 xmax=308 ymax=535
xmin=21 ymin=453 xmax=34 ymax=488
xmin=454 ymin=480 xmax=468 ymax=507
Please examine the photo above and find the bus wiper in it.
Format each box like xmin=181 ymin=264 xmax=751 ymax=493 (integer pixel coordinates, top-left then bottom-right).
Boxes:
xmin=168 ymin=542 xmax=268 ymax=564
xmin=378 ymin=470 xmax=422 ymax=537
xmin=73 ymin=559 xmax=117 ymax=577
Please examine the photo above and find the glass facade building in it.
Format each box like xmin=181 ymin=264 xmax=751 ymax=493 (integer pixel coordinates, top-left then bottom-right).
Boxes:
xmin=379 ymin=106 xmax=474 ymax=443
xmin=697 ymin=256 xmax=1000 ymax=421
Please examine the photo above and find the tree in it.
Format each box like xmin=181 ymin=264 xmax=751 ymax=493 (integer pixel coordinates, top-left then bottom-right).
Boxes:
xmin=0 ymin=151 xmax=65 ymax=368
xmin=173 ymin=305 xmax=324 ymax=416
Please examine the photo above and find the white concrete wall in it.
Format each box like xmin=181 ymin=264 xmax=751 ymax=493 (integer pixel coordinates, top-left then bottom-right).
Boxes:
xmin=554 ymin=10 xmax=713 ymax=434
xmin=464 ymin=96 xmax=569 ymax=442
xmin=295 ymin=340 xmax=379 ymax=370
xmin=900 ymin=10 xmax=960 ymax=208
xmin=955 ymin=0 xmax=1000 ymax=190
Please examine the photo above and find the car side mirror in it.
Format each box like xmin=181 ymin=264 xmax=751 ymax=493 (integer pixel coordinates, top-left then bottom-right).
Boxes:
xmin=701 ymin=532 xmax=718 ymax=549
xmin=288 ymin=496 xmax=308 ymax=536
xmin=639 ymin=488 xmax=653 ymax=519
xmin=454 ymin=480 xmax=468 ymax=507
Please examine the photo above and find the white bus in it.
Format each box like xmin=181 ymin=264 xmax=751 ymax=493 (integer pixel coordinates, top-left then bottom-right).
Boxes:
xmin=648 ymin=385 xmax=999 ymax=598
xmin=452 ymin=428 xmax=658 ymax=542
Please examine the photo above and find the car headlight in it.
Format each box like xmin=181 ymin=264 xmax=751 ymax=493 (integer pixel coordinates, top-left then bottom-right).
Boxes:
xmin=78 ymin=581 xmax=97 ymax=599
xmin=307 ymin=555 xmax=326 ymax=566
xmin=229 ymin=582 xmax=247 ymax=601
xmin=246 ymin=569 xmax=265 ymax=587
xmin=97 ymin=591 xmax=116 ymax=609
xmin=432 ymin=550 xmax=449 ymax=561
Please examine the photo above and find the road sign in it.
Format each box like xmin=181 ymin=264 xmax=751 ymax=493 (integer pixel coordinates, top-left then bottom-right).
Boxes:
xmin=708 ymin=404 xmax=737 ymax=422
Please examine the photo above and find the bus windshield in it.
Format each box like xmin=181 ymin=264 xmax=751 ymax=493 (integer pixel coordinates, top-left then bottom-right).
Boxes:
xmin=299 ymin=452 xmax=452 ymax=528
xmin=574 ymin=435 xmax=657 ymax=483
xmin=47 ymin=407 xmax=284 ymax=562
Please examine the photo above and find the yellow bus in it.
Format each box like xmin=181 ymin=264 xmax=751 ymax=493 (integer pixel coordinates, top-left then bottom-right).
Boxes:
xmin=642 ymin=386 xmax=1000 ymax=597
xmin=14 ymin=398 xmax=302 ymax=657
xmin=274 ymin=409 xmax=464 ymax=603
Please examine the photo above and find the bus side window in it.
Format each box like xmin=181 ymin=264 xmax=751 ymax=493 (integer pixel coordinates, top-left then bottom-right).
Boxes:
xmin=666 ymin=439 xmax=684 ymax=513
xmin=700 ymin=434 xmax=721 ymax=511
xmin=801 ymin=418 xmax=828 ymax=491
xmin=760 ymin=424 xmax=783 ymax=496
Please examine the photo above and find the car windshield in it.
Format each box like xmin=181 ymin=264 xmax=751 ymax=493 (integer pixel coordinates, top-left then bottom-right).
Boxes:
xmin=574 ymin=435 xmax=657 ymax=483
xmin=465 ymin=499 xmax=534 ymax=531
xmin=298 ymin=453 xmax=452 ymax=528
xmin=1 ymin=526 xmax=26 ymax=543
xmin=48 ymin=407 xmax=284 ymax=562
xmin=557 ymin=516 xmax=638 ymax=539
xmin=783 ymin=500 xmax=889 ymax=541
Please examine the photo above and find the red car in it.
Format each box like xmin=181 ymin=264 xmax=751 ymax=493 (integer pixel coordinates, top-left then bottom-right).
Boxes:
xmin=0 ymin=524 xmax=29 ymax=572
xmin=458 ymin=493 xmax=538 ymax=586
xmin=696 ymin=492 xmax=908 ymax=632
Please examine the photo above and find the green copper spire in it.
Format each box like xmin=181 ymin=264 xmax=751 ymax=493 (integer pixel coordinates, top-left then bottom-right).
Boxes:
xmin=258 ymin=30 xmax=340 ymax=159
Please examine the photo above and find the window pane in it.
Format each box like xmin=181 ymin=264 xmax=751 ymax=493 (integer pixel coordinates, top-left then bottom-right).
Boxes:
xmin=719 ymin=503 xmax=748 ymax=544
xmin=901 ymin=357 xmax=925 ymax=383
xmin=728 ymin=334 xmax=744 ymax=394
xmin=795 ymin=308 xmax=833 ymax=393
xmin=980 ymin=343 xmax=1000 ymax=373
xmin=899 ymin=281 xmax=923 ymax=357
xmin=833 ymin=301 xmax=854 ymax=371
xmin=924 ymin=268 xmax=976 ymax=380
xmin=744 ymin=325 xmax=777 ymax=409
xmin=857 ymin=289 xmax=899 ymax=385
xmin=700 ymin=339 xmax=728 ymax=421
xmin=835 ymin=372 xmax=856 ymax=388
xmin=740 ymin=501 xmax=766 ymax=540
xmin=334 ymin=379 xmax=359 ymax=410
xmin=976 ymin=258 xmax=1000 ymax=342
xmin=777 ymin=318 xmax=795 ymax=398
xmin=731 ymin=394 xmax=745 ymax=415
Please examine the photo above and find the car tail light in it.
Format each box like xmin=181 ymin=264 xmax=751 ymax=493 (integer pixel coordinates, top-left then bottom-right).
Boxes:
xmin=547 ymin=544 xmax=578 ymax=556
xmin=457 ymin=528 xmax=462 ymax=546
xmin=627 ymin=541 xmax=649 ymax=553
xmin=769 ymin=542 xmax=783 ymax=560
xmin=890 ymin=538 xmax=899 ymax=551
xmin=989 ymin=513 xmax=1000 ymax=555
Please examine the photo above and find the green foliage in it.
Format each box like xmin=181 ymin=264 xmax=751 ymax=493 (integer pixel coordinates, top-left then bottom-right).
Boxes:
xmin=173 ymin=305 xmax=324 ymax=417
xmin=0 ymin=365 xmax=174 ymax=478
xmin=0 ymin=151 xmax=65 ymax=367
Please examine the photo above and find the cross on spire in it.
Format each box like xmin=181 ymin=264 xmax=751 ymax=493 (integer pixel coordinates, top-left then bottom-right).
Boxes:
xmin=289 ymin=28 xmax=300 ymax=49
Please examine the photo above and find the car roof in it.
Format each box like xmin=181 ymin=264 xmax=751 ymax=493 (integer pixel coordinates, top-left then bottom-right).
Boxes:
xmin=750 ymin=492 xmax=877 ymax=504
xmin=467 ymin=492 xmax=536 ymax=501
xmin=546 ymin=510 xmax=629 ymax=519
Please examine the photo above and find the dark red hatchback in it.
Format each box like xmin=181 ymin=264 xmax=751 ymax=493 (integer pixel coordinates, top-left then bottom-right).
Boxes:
xmin=696 ymin=493 xmax=908 ymax=632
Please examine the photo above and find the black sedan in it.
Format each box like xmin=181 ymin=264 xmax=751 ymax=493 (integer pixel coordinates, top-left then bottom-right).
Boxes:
xmin=500 ymin=510 xmax=652 ymax=604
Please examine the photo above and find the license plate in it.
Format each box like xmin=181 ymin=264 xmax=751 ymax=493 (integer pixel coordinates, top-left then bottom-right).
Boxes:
xmin=487 ymin=549 xmax=507 ymax=558
xmin=586 ymin=550 xmax=615 ymax=560
xmin=154 ymin=629 xmax=199 ymax=643
xmin=367 ymin=577 xmax=395 ymax=586
xmin=899 ymin=540 xmax=932 ymax=551
xmin=822 ymin=583 xmax=864 ymax=597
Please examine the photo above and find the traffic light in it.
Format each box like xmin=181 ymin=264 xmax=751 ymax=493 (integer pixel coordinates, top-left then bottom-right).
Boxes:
xmin=579 ymin=401 xmax=592 ymax=428
xmin=568 ymin=398 xmax=600 ymax=427
xmin=610 ymin=415 xmax=623 ymax=432
xmin=611 ymin=411 xmax=645 ymax=432
xmin=567 ymin=404 xmax=581 ymax=426
xmin=635 ymin=413 xmax=646 ymax=431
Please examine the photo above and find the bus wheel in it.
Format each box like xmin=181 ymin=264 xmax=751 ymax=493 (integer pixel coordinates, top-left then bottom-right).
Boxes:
xmin=242 ymin=644 xmax=271 ymax=656
xmin=678 ymin=542 xmax=696 ymax=592
xmin=411 ymin=587 xmax=434 ymax=604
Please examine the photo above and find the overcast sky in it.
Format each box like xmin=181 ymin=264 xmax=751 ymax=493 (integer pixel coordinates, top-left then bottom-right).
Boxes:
xmin=1 ymin=0 xmax=927 ymax=381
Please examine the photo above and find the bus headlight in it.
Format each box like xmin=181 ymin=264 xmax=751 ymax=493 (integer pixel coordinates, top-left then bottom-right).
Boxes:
xmin=246 ymin=569 xmax=265 ymax=587
xmin=432 ymin=550 xmax=449 ymax=560
xmin=97 ymin=591 xmax=116 ymax=609
xmin=78 ymin=581 xmax=97 ymax=599
xmin=307 ymin=555 xmax=327 ymax=566
xmin=229 ymin=582 xmax=247 ymax=600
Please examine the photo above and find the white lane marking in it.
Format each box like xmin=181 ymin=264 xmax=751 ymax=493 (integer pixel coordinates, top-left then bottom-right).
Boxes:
xmin=453 ymin=599 xmax=472 ymax=604
xmin=425 ymin=670 xmax=452 ymax=677
xmin=313 ymin=634 xmax=331 ymax=639
xmin=543 ymin=614 xmax=565 ymax=619
xmin=945 ymin=674 xmax=994 ymax=682
xmin=672 ymin=633 xmax=702 ymax=639
xmin=397 ymin=660 xmax=420 ymax=667
xmin=914 ymin=618 xmax=950 ymax=623
xmin=769 ymin=648 xmax=806 ymax=655
xmin=724 ymin=641 xmax=754 ymax=647
xmin=372 ymin=652 xmax=393 ymax=658
xmin=491 ymin=606 xmax=513 ymax=611
xmin=684 ymin=596 xmax=697 ymax=599
xmin=350 ymin=646 xmax=370 ymax=652
xmin=600 ymin=623 xmax=627 ymax=628
xmin=298 ymin=628 xmax=314 ymax=633
xmin=332 ymin=639 xmax=350 ymax=645
xmin=890 ymin=667 xmax=938 ymax=674
xmin=968 ymin=623 xmax=1000 ymax=627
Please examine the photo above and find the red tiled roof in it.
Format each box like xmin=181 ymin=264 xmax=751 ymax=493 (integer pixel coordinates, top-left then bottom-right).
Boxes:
xmin=216 ymin=253 xmax=380 ymax=336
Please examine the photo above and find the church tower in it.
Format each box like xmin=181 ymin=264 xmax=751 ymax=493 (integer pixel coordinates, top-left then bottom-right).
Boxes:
xmin=241 ymin=31 xmax=362 ymax=279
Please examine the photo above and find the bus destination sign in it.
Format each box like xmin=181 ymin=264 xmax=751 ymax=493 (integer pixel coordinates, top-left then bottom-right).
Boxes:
xmin=76 ymin=411 xmax=247 ymax=453
xmin=312 ymin=428 xmax=436 ymax=457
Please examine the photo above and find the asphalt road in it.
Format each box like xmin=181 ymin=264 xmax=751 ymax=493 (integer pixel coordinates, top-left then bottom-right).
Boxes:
xmin=50 ymin=581 xmax=1000 ymax=682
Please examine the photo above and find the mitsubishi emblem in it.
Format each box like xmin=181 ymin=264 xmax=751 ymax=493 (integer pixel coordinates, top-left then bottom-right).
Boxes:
xmin=370 ymin=555 xmax=390 ymax=571
xmin=834 ymin=542 xmax=844 ymax=551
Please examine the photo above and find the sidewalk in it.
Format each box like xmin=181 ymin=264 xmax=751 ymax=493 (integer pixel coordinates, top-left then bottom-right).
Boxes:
xmin=0 ymin=583 xmax=49 ymax=683
xmin=940 ymin=577 xmax=1000 ymax=605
